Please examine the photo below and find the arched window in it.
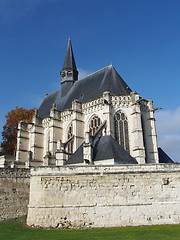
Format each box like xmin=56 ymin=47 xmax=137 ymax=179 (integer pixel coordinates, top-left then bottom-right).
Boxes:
xmin=89 ymin=115 xmax=102 ymax=136
xmin=114 ymin=111 xmax=130 ymax=152
xmin=67 ymin=123 xmax=73 ymax=155
xmin=46 ymin=129 xmax=50 ymax=153
xmin=67 ymin=70 xmax=72 ymax=76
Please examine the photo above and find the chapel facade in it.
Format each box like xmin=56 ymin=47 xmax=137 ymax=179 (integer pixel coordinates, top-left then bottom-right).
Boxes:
xmin=15 ymin=38 xmax=172 ymax=168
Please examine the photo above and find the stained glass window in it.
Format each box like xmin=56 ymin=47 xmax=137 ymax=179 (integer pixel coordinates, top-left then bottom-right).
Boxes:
xmin=67 ymin=123 xmax=73 ymax=155
xmin=114 ymin=111 xmax=130 ymax=152
xmin=89 ymin=115 xmax=102 ymax=136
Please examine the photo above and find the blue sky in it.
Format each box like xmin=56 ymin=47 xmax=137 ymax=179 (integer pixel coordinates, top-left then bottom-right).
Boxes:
xmin=0 ymin=0 xmax=180 ymax=161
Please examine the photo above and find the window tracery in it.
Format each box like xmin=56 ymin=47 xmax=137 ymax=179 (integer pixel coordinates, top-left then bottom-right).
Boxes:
xmin=67 ymin=123 xmax=73 ymax=155
xmin=89 ymin=115 xmax=102 ymax=136
xmin=114 ymin=111 xmax=130 ymax=152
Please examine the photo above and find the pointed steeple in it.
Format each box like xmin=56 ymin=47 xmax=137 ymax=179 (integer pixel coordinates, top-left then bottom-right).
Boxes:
xmin=60 ymin=37 xmax=78 ymax=85
xmin=62 ymin=37 xmax=77 ymax=71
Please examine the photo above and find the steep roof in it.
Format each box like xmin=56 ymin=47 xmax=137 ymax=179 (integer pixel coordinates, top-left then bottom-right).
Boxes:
xmin=62 ymin=37 xmax=77 ymax=71
xmin=158 ymin=147 xmax=174 ymax=163
xmin=38 ymin=65 xmax=132 ymax=118
xmin=65 ymin=135 xmax=137 ymax=165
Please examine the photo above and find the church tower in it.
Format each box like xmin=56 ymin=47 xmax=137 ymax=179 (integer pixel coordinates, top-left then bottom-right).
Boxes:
xmin=60 ymin=37 xmax=78 ymax=97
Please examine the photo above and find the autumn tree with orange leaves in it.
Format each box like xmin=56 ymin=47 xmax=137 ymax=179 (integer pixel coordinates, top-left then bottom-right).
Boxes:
xmin=0 ymin=106 xmax=35 ymax=156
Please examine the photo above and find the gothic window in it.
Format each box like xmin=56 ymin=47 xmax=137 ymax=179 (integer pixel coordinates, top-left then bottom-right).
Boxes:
xmin=67 ymin=70 xmax=72 ymax=76
xmin=67 ymin=123 xmax=73 ymax=155
xmin=45 ymin=129 xmax=50 ymax=153
xmin=89 ymin=115 xmax=102 ymax=136
xmin=114 ymin=111 xmax=130 ymax=152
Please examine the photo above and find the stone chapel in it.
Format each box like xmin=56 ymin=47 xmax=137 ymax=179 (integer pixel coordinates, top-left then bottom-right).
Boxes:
xmin=1 ymin=38 xmax=179 ymax=229
xmin=15 ymin=38 xmax=173 ymax=168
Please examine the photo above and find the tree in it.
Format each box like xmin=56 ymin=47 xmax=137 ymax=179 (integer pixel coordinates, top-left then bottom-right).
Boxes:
xmin=0 ymin=106 xmax=35 ymax=156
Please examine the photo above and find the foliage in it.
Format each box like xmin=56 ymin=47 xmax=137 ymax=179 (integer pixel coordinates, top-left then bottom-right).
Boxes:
xmin=0 ymin=106 xmax=35 ymax=155
xmin=0 ymin=217 xmax=180 ymax=240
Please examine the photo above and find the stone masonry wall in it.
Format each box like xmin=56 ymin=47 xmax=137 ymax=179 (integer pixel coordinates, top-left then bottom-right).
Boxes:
xmin=0 ymin=168 xmax=30 ymax=221
xmin=27 ymin=164 xmax=180 ymax=228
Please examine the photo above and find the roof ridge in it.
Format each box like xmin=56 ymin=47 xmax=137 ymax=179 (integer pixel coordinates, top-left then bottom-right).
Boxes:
xmin=78 ymin=64 xmax=113 ymax=82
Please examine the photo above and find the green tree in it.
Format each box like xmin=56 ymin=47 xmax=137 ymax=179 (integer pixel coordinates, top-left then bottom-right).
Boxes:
xmin=0 ymin=106 xmax=35 ymax=155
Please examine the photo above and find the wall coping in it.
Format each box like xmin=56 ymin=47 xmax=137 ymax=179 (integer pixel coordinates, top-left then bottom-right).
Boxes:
xmin=31 ymin=163 xmax=180 ymax=176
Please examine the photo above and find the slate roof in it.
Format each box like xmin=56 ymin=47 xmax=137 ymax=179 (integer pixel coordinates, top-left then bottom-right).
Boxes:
xmin=38 ymin=65 xmax=132 ymax=118
xmin=62 ymin=37 xmax=77 ymax=71
xmin=65 ymin=135 xmax=137 ymax=165
xmin=158 ymin=147 xmax=174 ymax=163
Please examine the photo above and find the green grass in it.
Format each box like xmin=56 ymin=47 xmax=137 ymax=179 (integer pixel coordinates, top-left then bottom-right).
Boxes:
xmin=0 ymin=217 xmax=180 ymax=240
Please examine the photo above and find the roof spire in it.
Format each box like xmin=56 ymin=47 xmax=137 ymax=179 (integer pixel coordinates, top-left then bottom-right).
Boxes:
xmin=62 ymin=37 xmax=77 ymax=71
xmin=60 ymin=37 xmax=79 ymax=97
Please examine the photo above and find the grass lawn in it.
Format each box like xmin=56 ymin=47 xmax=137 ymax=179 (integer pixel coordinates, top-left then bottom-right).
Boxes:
xmin=0 ymin=217 xmax=180 ymax=240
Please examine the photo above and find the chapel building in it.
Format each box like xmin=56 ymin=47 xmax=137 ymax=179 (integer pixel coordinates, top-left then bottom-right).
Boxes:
xmin=15 ymin=38 xmax=173 ymax=167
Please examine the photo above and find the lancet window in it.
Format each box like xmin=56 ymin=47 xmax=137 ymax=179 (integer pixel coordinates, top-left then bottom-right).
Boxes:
xmin=46 ymin=130 xmax=50 ymax=153
xmin=114 ymin=111 xmax=130 ymax=152
xmin=67 ymin=123 xmax=73 ymax=155
xmin=89 ymin=115 xmax=102 ymax=136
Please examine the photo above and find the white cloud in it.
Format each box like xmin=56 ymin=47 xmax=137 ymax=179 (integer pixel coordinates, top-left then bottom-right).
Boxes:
xmin=78 ymin=68 xmax=91 ymax=80
xmin=155 ymin=107 xmax=180 ymax=162
xmin=27 ymin=68 xmax=91 ymax=107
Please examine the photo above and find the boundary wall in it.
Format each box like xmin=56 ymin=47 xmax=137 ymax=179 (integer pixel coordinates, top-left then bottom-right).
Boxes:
xmin=27 ymin=164 xmax=180 ymax=228
xmin=0 ymin=168 xmax=30 ymax=221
